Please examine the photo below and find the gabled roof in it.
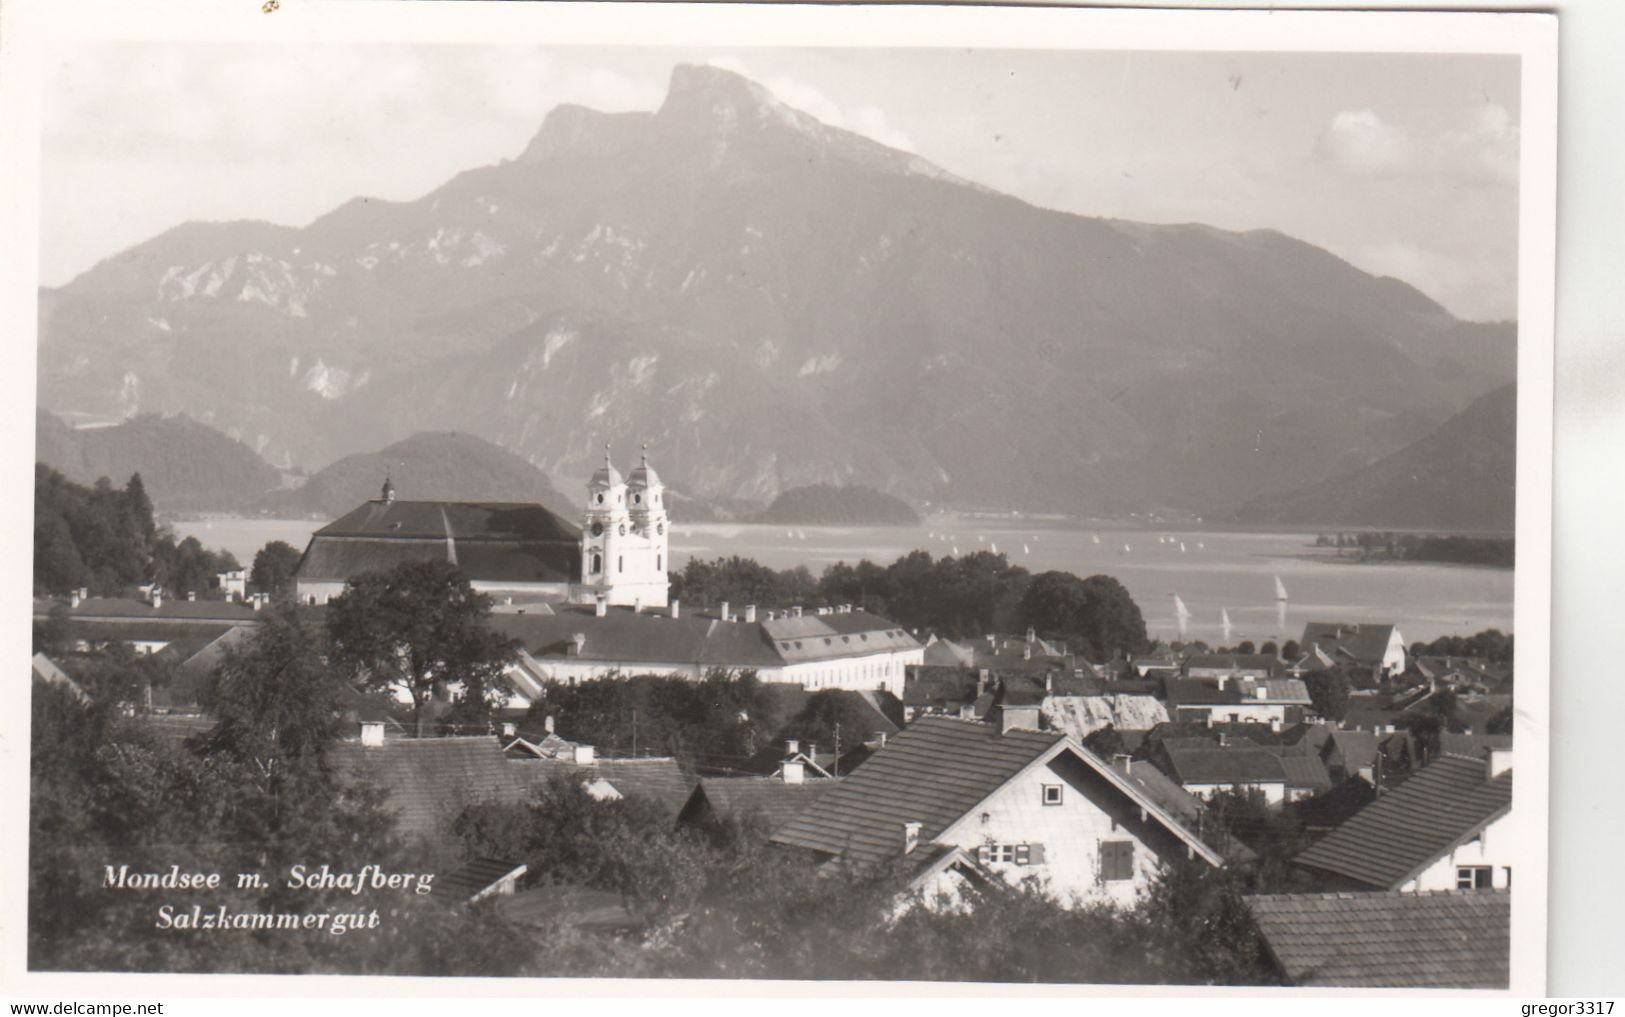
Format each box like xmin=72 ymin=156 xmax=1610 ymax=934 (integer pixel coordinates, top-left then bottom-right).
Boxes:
xmin=34 ymin=596 xmax=261 ymax=623
xmin=1163 ymin=746 xmax=1288 ymax=786
xmin=174 ymin=624 xmax=260 ymax=688
xmin=432 ymin=857 xmax=527 ymax=903
xmin=1294 ymin=755 xmax=1512 ymax=889
xmin=507 ymin=756 xmax=695 ymax=822
xmin=922 ymin=638 xmax=976 ymax=668
xmin=1438 ymin=732 xmax=1514 ymax=758
xmin=1247 ymin=890 xmax=1509 ymax=988
xmin=1163 ymin=678 xmax=1243 ymax=707
xmin=332 ymin=736 xmax=529 ymax=838
xmin=1301 ymin=622 xmax=1400 ymax=666
xmin=493 ymin=605 xmax=919 ymax=670
xmin=1123 ymin=760 xmax=1202 ymax=825
xmin=770 ymin=716 xmax=1221 ymax=869
xmin=1255 ymin=679 xmax=1313 ymax=704
xmin=679 ymin=776 xmax=845 ymax=834
xmin=1185 ymin=653 xmax=1280 ymax=673
xmin=1277 ymin=755 xmax=1333 ymax=793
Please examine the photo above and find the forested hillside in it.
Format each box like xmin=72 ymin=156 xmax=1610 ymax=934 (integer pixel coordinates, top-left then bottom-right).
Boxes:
xmin=754 ymin=484 xmax=919 ymax=526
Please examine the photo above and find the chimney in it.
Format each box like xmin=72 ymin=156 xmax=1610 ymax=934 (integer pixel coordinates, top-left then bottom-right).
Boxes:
xmin=1026 ymin=626 xmax=1036 ymax=644
xmin=781 ymin=760 xmax=805 ymax=785
xmin=806 ymin=742 xmax=818 ymax=762
xmin=1111 ymin=753 xmax=1133 ymax=774
xmin=633 ymin=598 xmax=643 ymax=614
xmin=792 ymin=605 xmax=803 ymax=618
xmin=78 ymin=587 xmax=88 ymax=602
xmin=744 ymin=604 xmax=757 ymax=623
xmin=250 ymin=593 xmax=264 ymax=612
xmin=1216 ymin=731 xmax=1228 ymax=748
xmin=150 ymin=590 xmax=162 ymax=610
xmin=1045 ymin=674 xmax=1054 ymax=695
xmin=785 ymin=738 xmax=800 ymax=755
xmin=545 ymin=715 xmax=556 ymax=734
xmin=187 ymin=591 xmax=197 ymax=602
xmin=978 ymin=668 xmax=991 ymax=694
xmin=501 ymin=722 xmax=517 ymax=738
xmin=720 ymin=600 xmax=730 ymax=621
xmin=1487 ymin=747 xmax=1513 ymax=779
xmin=595 ymin=595 xmax=607 ymax=618
xmin=360 ymin=720 xmax=385 ymax=747
xmin=68 ymin=589 xmax=80 ymax=609
xmin=986 ymin=634 xmax=996 ymax=649
xmin=902 ymin=821 xmax=922 ymax=854
xmin=669 ymin=599 xmax=680 ymax=619
xmin=567 ymin=633 xmax=586 ymax=656
xmin=573 ymin=744 xmax=596 ymax=764
xmin=1023 ymin=645 xmax=1032 ymax=660
xmin=504 ymin=596 xmax=514 ymax=606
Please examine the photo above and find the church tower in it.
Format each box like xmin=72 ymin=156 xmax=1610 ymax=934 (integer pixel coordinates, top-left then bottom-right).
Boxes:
xmin=579 ymin=444 xmax=670 ymax=608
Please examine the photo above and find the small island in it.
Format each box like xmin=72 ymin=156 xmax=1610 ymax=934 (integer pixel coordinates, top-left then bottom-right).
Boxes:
xmin=753 ymin=484 xmax=920 ymax=527
xmin=1311 ymin=532 xmax=1514 ymax=568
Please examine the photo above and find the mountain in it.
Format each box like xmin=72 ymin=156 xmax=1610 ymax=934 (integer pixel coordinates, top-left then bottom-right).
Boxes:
xmin=755 ymin=484 xmax=920 ymax=526
xmin=261 ymin=431 xmax=577 ymax=520
xmin=38 ymin=63 xmax=1516 ymax=516
xmin=35 ymin=410 xmax=282 ymax=511
xmin=1231 ymin=383 xmax=1516 ymax=532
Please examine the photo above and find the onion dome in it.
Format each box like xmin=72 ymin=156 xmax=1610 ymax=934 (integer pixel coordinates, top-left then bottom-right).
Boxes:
xmin=627 ymin=443 xmax=662 ymax=489
xmin=588 ymin=445 xmax=624 ymax=489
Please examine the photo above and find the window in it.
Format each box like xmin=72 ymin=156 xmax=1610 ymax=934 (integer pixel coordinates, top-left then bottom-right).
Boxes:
xmin=1457 ymin=866 xmax=1493 ymax=890
xmin=1041 ymin=784 xmax=1063 ymax=806
xmin=656 ymin=554 xmax=662 ymax=571
xmin=617 ymin=556 xmax=624 ymax=573
xmin=1100 ymin=840 xmax=1134 ymax=881
xmin=977 ymin=843 xmax=1045 ymax=866
xmin=590 ymin=552 xmax=602 ymax=575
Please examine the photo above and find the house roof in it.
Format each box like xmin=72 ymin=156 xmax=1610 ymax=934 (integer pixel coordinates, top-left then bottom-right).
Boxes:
xmin=507 ymin=756 xmax=695 ymax=823
xmin=296 ymin=500 xmax=581 ymax=585
xmin=1163 ymin=678 xmax=1243 ymax=707
xmin=1123 ymin=760 xmax=1202 ymax=825
xmin=1300 ymin=622 xmax=1400 ymax=666
xmin=331 ymin=736 xmax=529 ymax=838
xmin=770 ymin=715 xmax=1221 ymax=869
xmin=921 ymin=638 xmax=976 ymax=668
xmin=680 ymin=776 xmax=844 ymax=834
xmin=1255 ymin=679 xmax=1313 ymax=705
xmin=433 ymin=857 xmax=527 ymax=902
xmin=1439 ymin=732 xmax=1514 ymax=758
xmin=1277 ymin=754 xmax=1333 ymax=792
xmin=1162 ymin=746 xmax=1288 ymax=786
xmin=492 ymin=605 xmax=919 ymax=671
xmin=1294 ymin=754 xmax=1512 ymax=889
xmin=1247 ymin=890 xmax=1509 ymax=988
xmin=1185 ymin=654 xmax=1280 ymax=673
xmin=34 ymin=596 xmax=261 ymax=623
xmin=173 ymin=624 xmax=260 ymax=689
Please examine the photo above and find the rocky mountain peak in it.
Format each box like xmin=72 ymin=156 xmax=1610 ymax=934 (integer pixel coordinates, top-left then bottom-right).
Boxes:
xmin=657 ymin=63 xmax=789 ymax=130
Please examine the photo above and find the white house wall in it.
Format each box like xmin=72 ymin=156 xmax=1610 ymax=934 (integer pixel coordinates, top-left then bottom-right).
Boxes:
xmin=1402 ymin=809 xmax=1514 ymax=892
xmin=936 ymin=755 xmax=1171 ymax=908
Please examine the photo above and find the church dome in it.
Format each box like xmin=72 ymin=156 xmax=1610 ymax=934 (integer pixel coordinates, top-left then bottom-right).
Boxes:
xmin=627 ymin=444 xmax=662 ymax=489
xmin=588 ymin=447 xmax=624 ymax=489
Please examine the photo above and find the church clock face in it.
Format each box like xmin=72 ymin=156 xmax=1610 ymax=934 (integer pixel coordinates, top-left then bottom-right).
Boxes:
xmin=590 ymin=521 xmax=603 ymax=537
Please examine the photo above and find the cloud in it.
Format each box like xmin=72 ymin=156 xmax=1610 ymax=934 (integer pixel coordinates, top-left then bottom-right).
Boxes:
xmin=1317 ymin=109 xmax=1414 ymax=176
xmin=705 ymin=55 xmax=914 ymax=152
xmin=1316 ymin=104 xmax=1518 ymax=185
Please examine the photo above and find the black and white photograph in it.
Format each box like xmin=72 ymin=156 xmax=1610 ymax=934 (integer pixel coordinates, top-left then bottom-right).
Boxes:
xmin=5 ymin=0 xmax=1558 ymax=997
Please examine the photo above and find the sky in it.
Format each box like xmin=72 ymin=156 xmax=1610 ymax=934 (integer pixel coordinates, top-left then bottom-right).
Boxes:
xmin=41 ymin=44 xmax=1520 ymax=321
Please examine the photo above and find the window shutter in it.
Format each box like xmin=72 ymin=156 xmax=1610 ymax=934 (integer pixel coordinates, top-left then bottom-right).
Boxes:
xmin=1029 ymin=843 xmax=1047 ymax=864
xmin=977 ymin=845 xmax=990 ymax=864
xmin=1015 ymin=844 xmax=1031 ymax=866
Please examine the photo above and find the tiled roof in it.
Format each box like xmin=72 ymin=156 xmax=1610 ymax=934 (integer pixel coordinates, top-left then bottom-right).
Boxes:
xmin=771 ymin=716 xmax=1221 ymax=869
xmin=1247 ymin=890 xmax=1509 ymax=988
xmin=1294 ymin=755 xmax=1512 ymax=889
xmin=1438 ymin=732 xmax=1514 ymax=758
xmin=1256 ymin=679 xmax=1313 ymax=704
xmin=1277 ymin=755 xmax=1333 ymax=792
xmin=1123 ymin=760 xmax=1202 ymax=825
xmin=31 ymin=653 xmax=86 ymax=699
xmin=492 ymin=605 xmax=919 ymax=670
xmin=34 ymin=596 xmax=260 ymax=622
xmin=772 ymin=717 xmax=1064 ymax=867
xmin=507 ymin=756 xmax=695 ymax=822
xmin=922 ymin=639 xmax=976 ymax=668
xmin=332 ymin=736 xmax=529 ymax=838
xmin=433 ymin=857 xmax=526 ymax=902
xmin=680 ymin=776 xmax=844 ymax=834
xmin=1163 ymin=746 xmax=1288 ymax=785
xmin=296 ymin=500 xmax=581 ymax=585
xmin=1163 ymin=678 xmax=1243 ymax=706
xmin=1301 ymin=622 xmax=1399 ymax=666
xmin=174 ymin=624 xmax=260 ymax=688
xmin=1186 ymin=654 xmax=1280 ymax=672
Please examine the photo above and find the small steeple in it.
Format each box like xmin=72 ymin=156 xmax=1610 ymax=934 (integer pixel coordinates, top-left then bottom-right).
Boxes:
xmin=381 ymin=472 xmax=396 ymax=503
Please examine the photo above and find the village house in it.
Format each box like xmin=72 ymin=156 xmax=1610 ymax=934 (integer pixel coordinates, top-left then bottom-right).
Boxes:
xmin=1293 ymin=749 xmax=1513 ymax=892
xmin=770 ymin=714 xmax=1223 ymax=909
xmin=491 ymin=601 xmax=922 ymax=699
xmin=33 ymin=589 xmax=265 ymax=657
xmin=1246 ymin=889 xmax=1509 ymax=988
xmin=1151 ymin=736 xmax=1290 ymax=806
xmin=1162 ymin=676 xmax=1312 ymax=730
xmin=676 ymin=768 xmax=847 ymax=839
xmin=1300 ymin=621 xmax=1408 ymax=682
xmin=1183 ymin=652 xmax=1281 ymax=683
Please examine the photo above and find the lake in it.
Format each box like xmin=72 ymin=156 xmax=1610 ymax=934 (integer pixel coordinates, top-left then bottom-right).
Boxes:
xmin=171 ymin=516 xmax=1514 ymax=646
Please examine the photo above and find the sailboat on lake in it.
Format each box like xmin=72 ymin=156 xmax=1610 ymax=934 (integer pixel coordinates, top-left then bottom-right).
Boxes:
xmin=1174 ymin=595 xmax=1191 ymax=638
xmin=1274 ymin=576 xmax=1289 ymax=630
xmin=1221 ymin=608 xmax=1234 ymax=643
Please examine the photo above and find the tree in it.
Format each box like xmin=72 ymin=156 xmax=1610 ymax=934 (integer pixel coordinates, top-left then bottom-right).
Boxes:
xmin=1258 ymin=640 xmax=1278 ymax=657
xmin=1235 ymin=640 xmax=1256 ymax=655
xmin=1303 ymin=667 xmax=1351 ymax=722
xmin=1281 ymin=640 xmax=1300 ymax=660
xmin=250 ymin=540 xmax=303 ymax=599
xmin=325 ymin=559 xmax=519 ymax=736
xmin=1017 ymin=571 xmax=1147 ymax=660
